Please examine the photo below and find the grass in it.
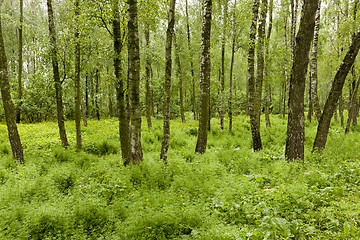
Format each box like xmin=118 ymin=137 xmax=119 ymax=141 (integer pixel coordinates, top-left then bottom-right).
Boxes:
xmin=0 ymin=114 xmax=360 ymax=239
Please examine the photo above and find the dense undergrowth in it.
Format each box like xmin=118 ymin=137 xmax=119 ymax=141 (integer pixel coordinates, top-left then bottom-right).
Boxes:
xmin=1 ymin=115 xmax=360 ymax=239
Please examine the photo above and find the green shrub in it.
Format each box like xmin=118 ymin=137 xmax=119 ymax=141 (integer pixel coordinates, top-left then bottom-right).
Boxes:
xmin=84 ymin=140 xmax=118 ymax=156
xmin=0 ymin=143 xmax=10 ymax=155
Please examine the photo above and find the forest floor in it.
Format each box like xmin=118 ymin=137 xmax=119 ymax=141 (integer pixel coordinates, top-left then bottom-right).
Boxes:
xmin=0 ymin=115 xmax=360 ymax=239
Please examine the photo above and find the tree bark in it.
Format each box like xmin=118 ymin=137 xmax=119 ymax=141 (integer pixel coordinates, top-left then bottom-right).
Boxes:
xmin=247 ymin=0 xmax=261 ymax=151
xmin=345 ymin=74 xmax=360 ymax=133
xmin=228 ymin=0 xmax=237 ymax=131
xmin=313 ymin=30 xmax=360 ymax=152
xmin=219 ymin=0 xmax=228 ymax=130
xmin=113 ymin=0 xmax=131 ymax=164
xmin=185 ymin=0 xmax=197 ymax=120
xmin=0 ymin=12 xmax=24 ymax=164
xmin=174 ymin=32 xmax=185 ymax=123
xmin=264 ymin=0 xmax=273 ymax=128
xmin=309 ymin=0 xmax=322 ymax=121
xmin=128 ymin=0 xmax=143 ymax=164
xmin=339 ymin=94 xmax=344 ymax=126
xmin=47 ymin=0 xmax=69 ymax=148
xmin=95 ymin=69 xmax=100 ymax=120
xmin=74 ymin=0 xmax=82 ymax=150
xmin=16 ymin=0 xmax=23 ymax=123
xmin=160 ymin=0 xmax=176 ymax=163
xmin=195 ymin=0 xmax=212 ymax=154
xmin=144 ymin=19 xmax=152 ymax=129
xmin=285 ymin=0 xmax=319 ymax=161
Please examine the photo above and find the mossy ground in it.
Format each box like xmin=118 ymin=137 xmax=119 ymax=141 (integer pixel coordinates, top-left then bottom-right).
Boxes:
xmin=0 ymin=115 xmax=360 ymax=239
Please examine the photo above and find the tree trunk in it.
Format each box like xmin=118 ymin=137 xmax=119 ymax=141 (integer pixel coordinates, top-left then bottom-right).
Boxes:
xmin=285 ymin=0 xmax=319 ymax=161
xmin=47 ymin=0 xmax=69 ymax=148
xmin=85 ymin=73 xmax=89 ymax=118
xmin=160 ymin=0 xmax=176 ymax=163
xmin=309 ymin=0 xmax=322 ymax=121
xmin=144 ymin=20 xmax=152 ymax=129
xmin=219 ymin=0 xmax=228 ymax=130
xmin=195 ymin=0 xmax=212 ymax=154
xmin=247 ymin=0 xmax=261 ymax=151
xmin=339 ymin=93 xmax=344 ymax=126
xmin=282 ymin=8 xmax=289 ymax=119
xmin=345 ymin=74 xmax=360 ymax=133
xmin=16 ymin=0 xmax=23 ymax=123
xmin=0 ymin=12 xmax=24 ymax=164
xmin=174 ymin=32 xmax=185 ymax=123
xmin=228 ymin=0 xmax=237 ymax=131
xmin=185 ymin=0 xmax=197 ymax=120
xmin=74 ymin=0 xmax=82 ymax=150
xmin=313 ymin=30 xmax=360 ymax=152
xmin=128 ymin=0 xmax=143 ymax=164
xmin=264 ymin=0 xmax=273 ymax=128
xmin=113 ymin=0 xmax=131 ymax=164
xmin=80 ymin=98 xmax=87 ymax=127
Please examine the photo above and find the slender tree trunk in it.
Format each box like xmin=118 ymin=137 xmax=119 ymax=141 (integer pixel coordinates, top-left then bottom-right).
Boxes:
xmin=47 ymin=0 xmax=69 ymax=148
xmin=113 ymin=0 xmax=131 ymax=164
xmin=264 ymin=0 xmax=273 ymax=128
xmin=228 ymin=0 xmax=237 ymax=131
xmin=309 ymin=0 xmax=322 ymax=121
xmin=313 ymin=31 xmax=360 ymax=152
xmin=85 ymin=73 xmax=89 ymax=118
xmin=339 ymin=94 xmax=344 ymax=126
xmin=174 ymin=32 xmax=185 ymax=123
xmin=283 ymin=9 xmax=289 ymax=119
xmin=160 ymin=0 xmax=176 ymax=163
xmin=80 ymin=98 xmax=87 ymax=127
xmin=195 ymin=0 xmax=212 ymax=154
xmin=285 ymin=0 xmax=319 ymax=161
xmin=95 ymin=69 xmax=100 ymax=120
xmin=144 ymin=20 xmax=152 ymax=129
xmin=345 ymin=74 xmax=360 ymax=133
xmin=185 ymin=0 xmax=197 ymax=120
xmin=108 ymin=83 xmax=113 ymax=117
xmin=128 ymin=0 xmax=143 ymax=164
xmin=74 ymin=0 xmax=81 ymax=150
xmin=16 ymin=0 xmax=23 ymax=123
xmin=0 ymin=12 xmax=24 ymax=164
xmin=247 ymin=0 xmax=261 ymax=151
xmin=219 ymin=0 xmax=228 ymax=130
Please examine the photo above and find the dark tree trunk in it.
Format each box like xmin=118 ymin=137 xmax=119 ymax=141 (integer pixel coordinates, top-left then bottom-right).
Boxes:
xmin=185 ymin=0 xmax=197 ymax=120
xmin=85 ymin=73 xmax=89 ymax=118
xmin=81 ymin=98 xmax=87 ymax=127
xmin=128 ymin=0 xmax=143 ymax=164
xmin=174 ymin=32 xmax=185 ymax=123
xmin=0 ymin=12 xmax=24 ymax=164
xmin=16 ymin=0 xmax=23 ymax=123
xmin=113 ymin=0 xmax=131 ymax=163
xmin=47 ymin=0 xmax=69 ymax=148
xmin=95 ymin=69 xmax=100 ymax=120
xmin=285 ymin=0 xmax=319 ymax=161
xmin=312 ymin=30 xmax=360 ymax=152
xmin=339 ymin=93 xmax=344 ymax=126
xmin=195 ymin=0 xmax=212 ymax=154
xmin=228 ymin=0 xmax=237 ymax=131
xmin=160 ymin=0 xmax=176 ymax=163
xmin=219 ymin=0 xmax=228 ymax=130
xmin=144 ymin=20 xmax=152 ymax=129
xmin=247 ymin=0 xmax=261 ymax=151
xmin=345 ymin=75 xmax=360 ymax=133
xmin=264 ymin=0 xmax=273 ymax=128
xmin=74 ymin=0 xmax=82 ymax=150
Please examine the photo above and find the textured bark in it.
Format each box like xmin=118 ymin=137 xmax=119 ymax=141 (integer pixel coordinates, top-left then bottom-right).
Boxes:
xmin=264 ymin=0 xmax=273 ymax=128
xmin=285 ymin=0 xmax=318 ymax=161
xmin=113 ymin=1 xmax=131 ymax=163
xmin=80 ymin=98 xmax=87 ymax=127
xmin=219 ymin=0 xmax=228 ymax=130
xmin=288 ymin=0 xmax=298 ymax=113
xmin=185 ymin=0 xmax=197 ymax=120
xmin=174 ymin=32 xmax=185 ymax=123
xmin=16 ymin=0 xmax=23 ymax=123
xmin=160 ymin=0 xmax=176 ymax=163
xmin=128 ymin=0 xmax=143 ymax=164
xmin=144 ymin=20 xmax=152 ymax=129
xmin=313 ymin=31 xmax=360 ymax=152
xmin=47 ymin=0 xmax=69 ymax=148
xmin=345 ymin=74 xmax=360 ymax=133
xmin=74 ymin=0 xmax=82 ymax=150
xmin=309 ymin=1 xmax=322 ymax=121
xmin=247 ymin=0 xmax=262 ymax=151
xmin=228 ymin=0 xmax=237 ymax=131
xmin=195 ymin=0 xmax=212 ymax=154
xmin=0 ymin=13 xmax=24 ymax=164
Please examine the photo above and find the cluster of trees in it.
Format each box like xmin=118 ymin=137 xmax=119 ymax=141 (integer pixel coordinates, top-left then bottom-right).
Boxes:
xmin=1 ymin=0 xmax=360 ymax=165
